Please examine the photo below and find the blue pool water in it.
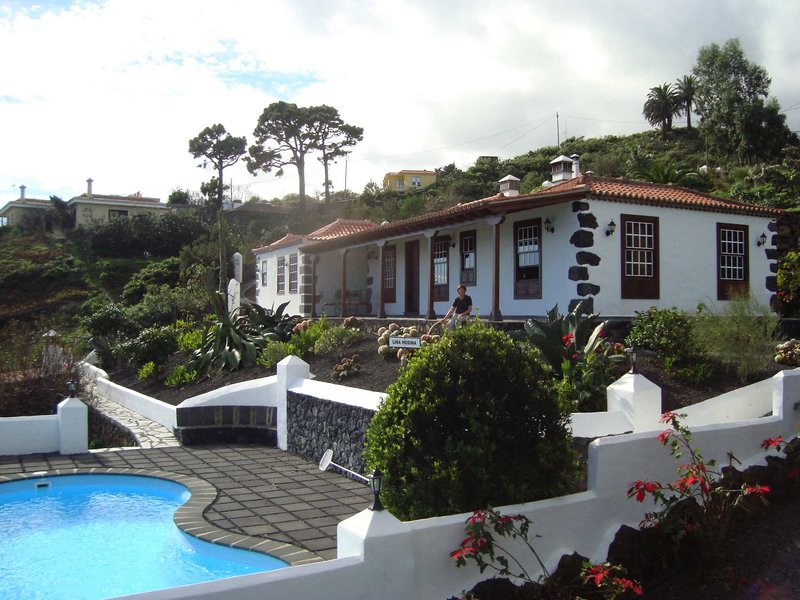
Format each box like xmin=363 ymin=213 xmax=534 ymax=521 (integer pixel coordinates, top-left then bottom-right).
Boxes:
xmin=0 ymin=474 xmax=287 ymax=600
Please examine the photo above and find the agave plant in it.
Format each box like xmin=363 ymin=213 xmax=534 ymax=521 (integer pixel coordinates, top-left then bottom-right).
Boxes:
xmin=189 ymin=291 xmax=268 ymax=376
xmin=512 ymin=300 xmax=604 ymax=376
xmin=240 ymin=300 xmax=295 ymax=341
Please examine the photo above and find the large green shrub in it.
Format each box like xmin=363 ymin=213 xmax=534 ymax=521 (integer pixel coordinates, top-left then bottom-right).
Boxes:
xmin=119 ymin=326 xmax=178 ymax=368
xmin=122 ymin=257 xmax=181 ymax=305
xmin=776 ymin=251 xmax=800 ymax=317
xmin=625 ymin=307 xmax=700 ymax=364
xmin=693 ymin=297 xmax=780 ymax=383
xmin=364 ymin=322 xmax=576 ymax=520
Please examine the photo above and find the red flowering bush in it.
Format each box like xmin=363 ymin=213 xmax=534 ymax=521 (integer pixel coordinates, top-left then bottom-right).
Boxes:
xmin=581 ymin=562 xmax=643 ymax=598
xmin=450 ymin=508 xmax=549 ymax=582
xmin=451 ymin=508 xmax=643 ymax=598
xmin=627 ymin=412 xmax=769 ymax=548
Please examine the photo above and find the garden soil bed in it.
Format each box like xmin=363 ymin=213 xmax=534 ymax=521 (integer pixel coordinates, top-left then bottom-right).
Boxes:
xmin=111 ymin=337 xmax=402 ymax=406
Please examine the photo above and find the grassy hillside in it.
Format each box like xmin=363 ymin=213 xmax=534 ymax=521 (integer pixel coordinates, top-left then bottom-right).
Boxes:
xmin=0 ymin=230 xmax=89 ymax=325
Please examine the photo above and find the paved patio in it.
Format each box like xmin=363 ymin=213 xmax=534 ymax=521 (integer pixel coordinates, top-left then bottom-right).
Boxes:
xmin=0 ymin=445 xmax=372 ymax=562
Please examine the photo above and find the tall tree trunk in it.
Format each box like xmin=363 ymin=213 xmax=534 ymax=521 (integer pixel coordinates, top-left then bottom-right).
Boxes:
xmin=298 ymin=155 xmax=307 ymax=214
xmin=686 ymin=102 xmax=692 ymax=129
xmin=322 ymin=149 xmax=331 ymax=204
xmin=217 ymin=164 xmax=224 ymax=211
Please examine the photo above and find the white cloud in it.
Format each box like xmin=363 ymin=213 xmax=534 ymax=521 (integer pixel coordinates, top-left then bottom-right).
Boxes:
xmin=1 ymin=0 xmax=799 ymax=208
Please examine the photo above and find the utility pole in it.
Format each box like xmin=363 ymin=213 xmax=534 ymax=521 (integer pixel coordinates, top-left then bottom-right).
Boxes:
xmin=556 ymin=112 xmax=560 ymax=147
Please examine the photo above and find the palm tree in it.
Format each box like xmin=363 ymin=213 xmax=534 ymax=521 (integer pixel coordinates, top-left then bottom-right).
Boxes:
xmin=675 ymin=75 xmax=698 ymax=129
xmin=642 ymin=83 xmax=682 ymax=138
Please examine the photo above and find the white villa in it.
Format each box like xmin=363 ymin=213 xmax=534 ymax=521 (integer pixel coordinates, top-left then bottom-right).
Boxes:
xmin=254 ymin=155 xmax=780 ymax=320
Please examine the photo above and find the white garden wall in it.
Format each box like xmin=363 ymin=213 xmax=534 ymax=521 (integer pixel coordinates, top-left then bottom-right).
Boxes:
xmin=124 ymin=368 xmax=800 ymax=600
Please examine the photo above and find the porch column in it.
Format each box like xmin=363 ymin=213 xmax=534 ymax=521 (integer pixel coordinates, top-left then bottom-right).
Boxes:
xmin=424 ymin=230 xmax=437 ymax=319
xmin=339 ymin=249 xmax=348 ymax=318
xmin=377 ymin=241 xmax=386 ymax=318
xmin=299 ymin=253 xmax=314 ymax=318
xmin=488 ymin=215 xmax=505 ymax=322
xmin=310 ymin=256 xmax=319 ymax=318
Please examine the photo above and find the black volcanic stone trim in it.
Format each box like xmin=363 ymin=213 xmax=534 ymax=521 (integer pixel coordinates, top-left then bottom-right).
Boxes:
xmin=766 ymin=248 xmax=778 ymax=260
xmin=770 ymin=263 xmax=778 ymax=274
xmin=0 ymin=468 xmax=312 ymax=566
xmin=287 ymin=391 xmax=375 ymax=474
xmin=577 ymin=213 xmax=598 ymax=229
xmin=766 ymin=276 xmax=778 ymax=292
xmin=577 ymin=283 xmax=601 ymax=296
xmin=768 ymin=220 xmax=777 ymax=232
xmin=576 ymin=251 xmax=601 ymax=266
xmin=572 ymin=201 xmax=590 ymax=212
xmin=569 ymin=266 xmax=589 ymax=281
xmin=570 ymin=230 xmax=594 ymax=248
xmin=569 ymin=298 xmax=593 ymax=313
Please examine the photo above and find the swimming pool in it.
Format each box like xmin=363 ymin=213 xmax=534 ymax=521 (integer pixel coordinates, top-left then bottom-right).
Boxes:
xmin=0 ymin=473 xmax=287 ymax=600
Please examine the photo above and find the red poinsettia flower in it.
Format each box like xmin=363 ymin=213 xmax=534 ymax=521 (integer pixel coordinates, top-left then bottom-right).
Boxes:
xmin=745 ymin=485 xmax=770 ymax=495
xmin=616 ymin=577 xmax=644 ymax=596
xmin=659 ymin=411 xmax=680 ymax=424
xmin=561 ymin=333 xmax=575 ymax=346
xmin=450 ymin=546 xmax=476 ymax=560
xmin=627 ymin=480 xmax=660 ymax=502
xmin=584 ymin=564 xmax=609 ymax=586
xmin=760 ymin=436 xmax=784 ymax=449
xmin=658 ymin=430 xmax=672 ymax=444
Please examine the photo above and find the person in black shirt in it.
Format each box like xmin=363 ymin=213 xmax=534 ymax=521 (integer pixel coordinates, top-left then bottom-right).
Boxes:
xmin=442 ymin=283 xmax=472 ymax=329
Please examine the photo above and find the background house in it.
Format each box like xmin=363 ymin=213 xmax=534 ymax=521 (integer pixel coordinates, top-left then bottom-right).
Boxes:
xmin=68 ymin=178 xmax=168 ymax=227
xmin=0 ymin=186 xmax=52 ymax=230
xmin=382 ymin=170 xmax=437 ymax=192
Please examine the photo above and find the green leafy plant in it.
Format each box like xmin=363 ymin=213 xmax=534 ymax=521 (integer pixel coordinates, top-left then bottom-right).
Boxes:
xmin=119 ymin=326 xmax=178 ymax=368
xmin=176 ymin=327 xmax=204 ymax=354
xmin=164 ymin=364 xmax=198 ymax=388
xmin=287 ymin=317 xmax=330 ymax=357
xmin=256 ymin=341 xmax=294 ymax=370
xmin=313 ymin=325 xmax=365 ymax=355
xmin=558 ymin=339 xmax=628 ymax=413
xmin=625 ymin=306 xmax=700 ymax=365
xmin=137 ymin=361 xmax=155 ymax=380
xmin=693 ymin=296 xmax=780 ymax=383
xmin=628 ymin=412 xmax=769 ymax=553
xmin=365 ymin=321 xmax=576 ymax=520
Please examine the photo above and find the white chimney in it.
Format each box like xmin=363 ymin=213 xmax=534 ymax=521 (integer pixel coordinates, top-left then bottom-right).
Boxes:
xmin=549 ymin=155 xmax=574 ymax=183
xmin=570 ymin=154 xmax=581 ymax=177
xmin=498 ymin=174 xmax=520 ymax=197
xmin=19 ymin=184 xmax=26 ymax=199
xmin=86 ymin=178 xmax=93 ymax=198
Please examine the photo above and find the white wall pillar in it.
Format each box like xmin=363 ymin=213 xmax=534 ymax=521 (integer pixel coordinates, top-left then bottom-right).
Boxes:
xmin=337 ymin=509 xmax=414 ymax=597
xmin=606 ymin=372 xmax=662 ymax=432
xmin=58 ymin=396 xmax=88 ymax=454
xmin=276 ymin=355 xmax=310 ymax=450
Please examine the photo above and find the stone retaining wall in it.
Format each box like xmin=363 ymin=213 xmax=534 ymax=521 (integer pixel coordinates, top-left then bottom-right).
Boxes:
xmin=286 ymin=390 xmax=375 ymax=473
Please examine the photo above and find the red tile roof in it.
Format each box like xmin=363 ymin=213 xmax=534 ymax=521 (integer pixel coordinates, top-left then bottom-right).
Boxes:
xmin=306 ymin=219 xmax=380 ymax=240
xmin=529 ymin=174 xmax=782 ymax=217
xmin=253 ymin=233 xmax=305 ymax=254
xmin=281 ymin=175 xmax=781 ymax=255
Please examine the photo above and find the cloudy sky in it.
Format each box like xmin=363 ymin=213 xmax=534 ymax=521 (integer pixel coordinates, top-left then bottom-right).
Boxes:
xmin=1 ymin=0 xmax=798 ymax=209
